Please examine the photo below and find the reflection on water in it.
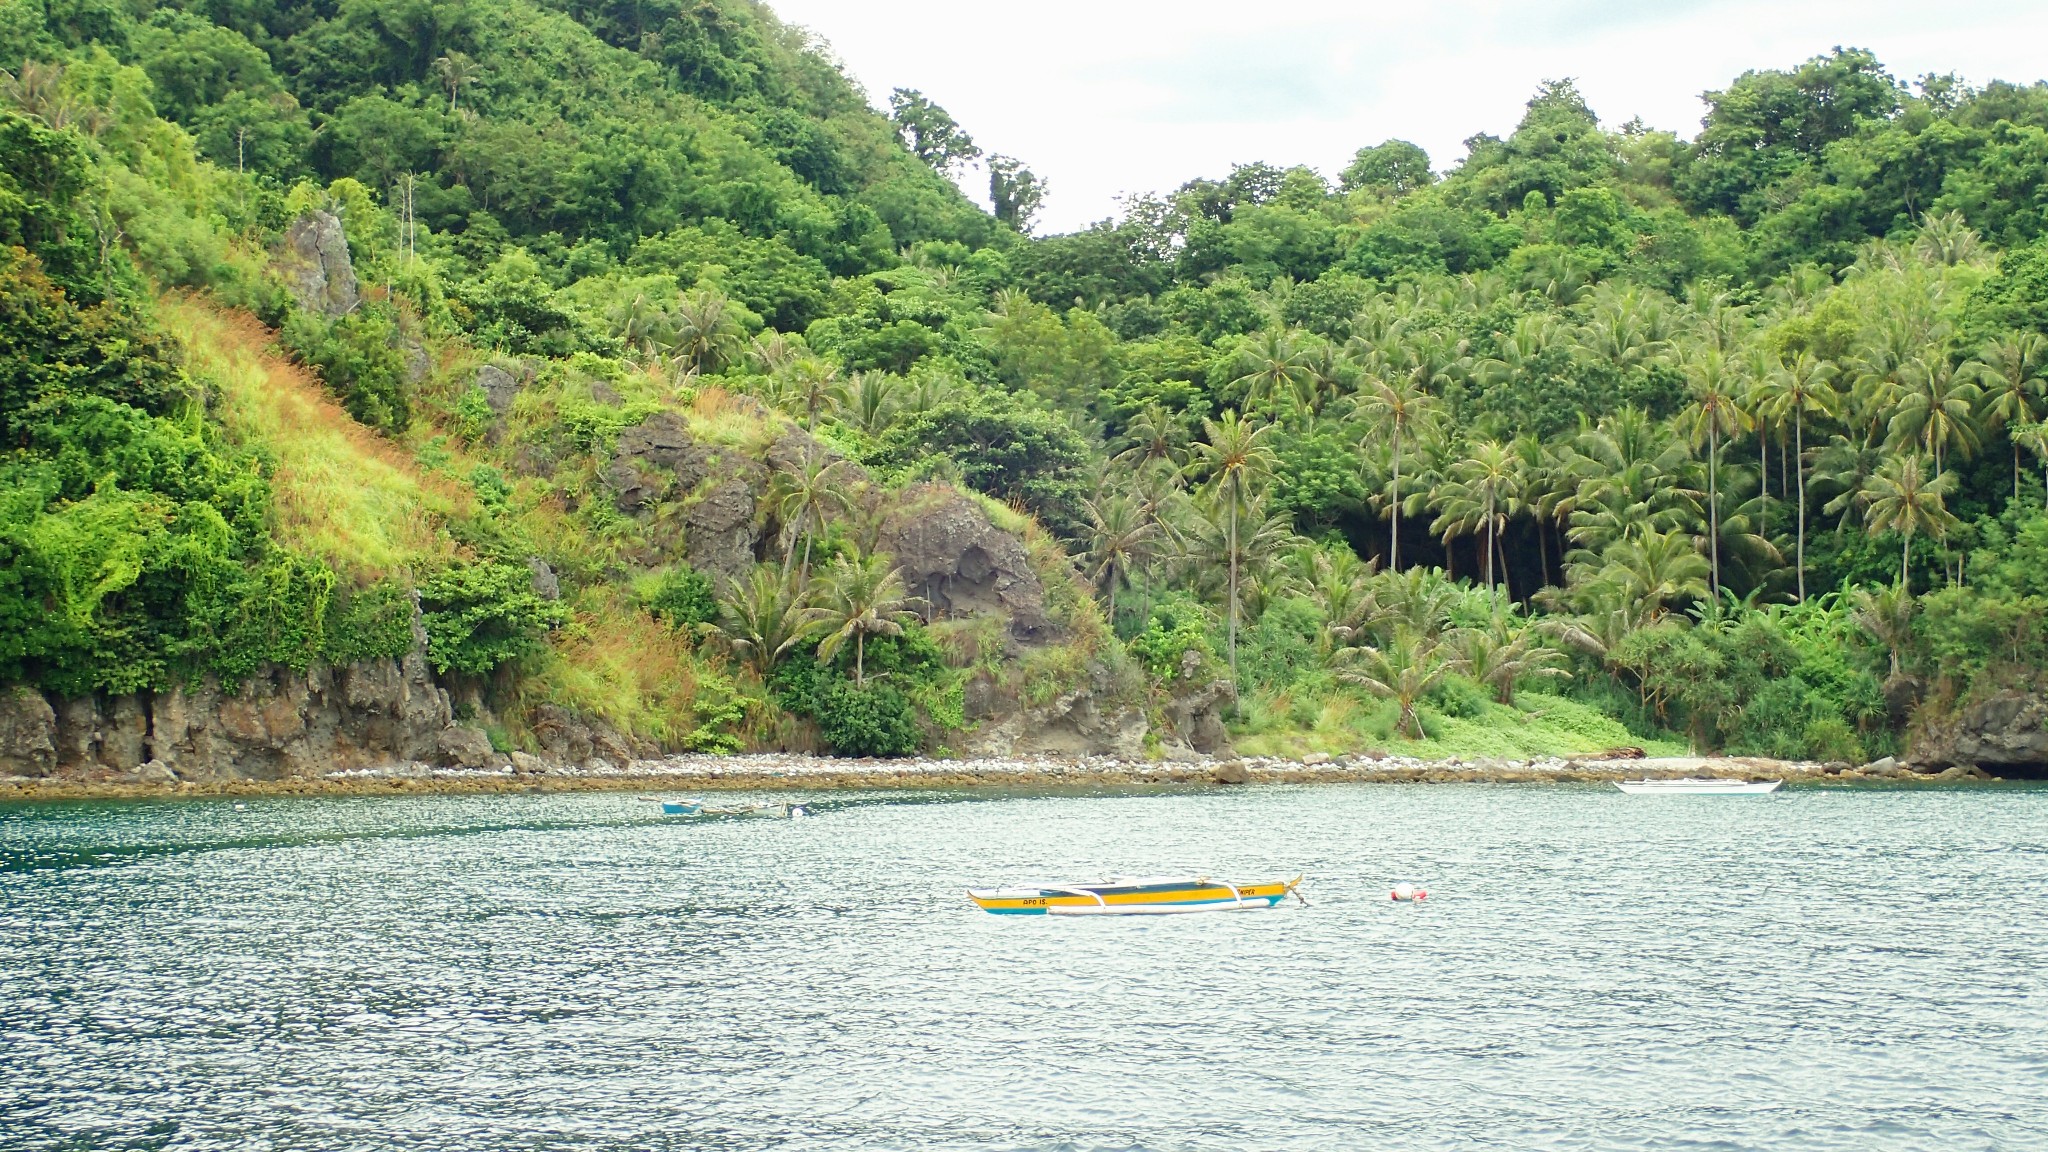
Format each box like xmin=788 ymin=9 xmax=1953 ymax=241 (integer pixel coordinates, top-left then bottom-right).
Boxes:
xmin=3 ymin=785 xmax=2046 ymax=1151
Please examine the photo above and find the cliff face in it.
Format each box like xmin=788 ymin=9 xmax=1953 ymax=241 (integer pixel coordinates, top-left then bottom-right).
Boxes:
xmin=0 ymin=616 xmax=462 ymax=783
xmin=1909 ymin=692 xmax=2048 ymax=775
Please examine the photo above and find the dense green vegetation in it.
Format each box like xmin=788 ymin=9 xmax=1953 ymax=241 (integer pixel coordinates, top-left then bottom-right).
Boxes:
xmin=3 ymin=2 xmax=2046 ymax=762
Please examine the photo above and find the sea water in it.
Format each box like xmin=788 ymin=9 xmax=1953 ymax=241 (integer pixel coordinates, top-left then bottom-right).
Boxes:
xmin=3 ymin=783 xmax=2045 ymax=1151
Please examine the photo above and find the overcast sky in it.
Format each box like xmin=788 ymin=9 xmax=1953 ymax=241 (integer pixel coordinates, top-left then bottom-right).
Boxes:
xmin=766 ymin=0 xmax=2048 ymax=234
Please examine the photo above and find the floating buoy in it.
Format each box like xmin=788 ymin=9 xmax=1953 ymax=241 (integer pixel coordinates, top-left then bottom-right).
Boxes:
xmin=1390 ymin=883 xmax=1428 ymax=902
xmin=790 ymin=806 xmax=808 ymax=819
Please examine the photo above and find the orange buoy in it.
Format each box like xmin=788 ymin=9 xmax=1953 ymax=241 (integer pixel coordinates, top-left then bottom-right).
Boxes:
xmin=1390 ymin=883 xmax=1428 ymax=902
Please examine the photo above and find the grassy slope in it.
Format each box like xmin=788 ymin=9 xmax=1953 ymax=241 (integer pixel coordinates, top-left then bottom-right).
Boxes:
xmin=160 ymin=294 xmax=469 ymax=578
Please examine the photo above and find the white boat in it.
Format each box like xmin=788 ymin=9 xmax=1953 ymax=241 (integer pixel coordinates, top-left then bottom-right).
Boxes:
xmin=1614 ymin=778 xmax=1782 ymax=795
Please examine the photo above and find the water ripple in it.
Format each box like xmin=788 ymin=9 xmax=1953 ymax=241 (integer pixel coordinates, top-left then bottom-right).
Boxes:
xmin=3 ymin=785 xmax=2046 ymax=1150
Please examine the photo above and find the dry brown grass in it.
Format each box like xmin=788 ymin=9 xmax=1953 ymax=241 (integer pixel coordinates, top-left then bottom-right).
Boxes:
xmin=160 ymin=294 xmax=470 ymax=577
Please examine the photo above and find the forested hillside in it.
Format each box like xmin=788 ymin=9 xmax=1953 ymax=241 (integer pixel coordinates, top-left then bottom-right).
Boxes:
xmin=4 ymin=1 xmax=2047 ymax=769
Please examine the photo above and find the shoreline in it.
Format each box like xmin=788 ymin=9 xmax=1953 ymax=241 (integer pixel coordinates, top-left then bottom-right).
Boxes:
xmin=0 ymin=751 xmax=2006 ymax=803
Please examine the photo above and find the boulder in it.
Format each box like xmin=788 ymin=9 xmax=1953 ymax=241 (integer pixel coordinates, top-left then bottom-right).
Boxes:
xmin=435 ymin=726 xmax=498 ymax=769
xmin=1210 ymin=760 xmax=1250 ymax=785
xmin=0 ymin=686 xmax=56 ymax=777
xmin=276 ymin=211 xmax=358 ymax=317
xmin=1164 ymin=672 xmax=1236 ymax=755
xmin=477 ymin=363 xmax=520 ymax=416
xmin=880 ymin=485 xmax=1052 ymax=639
xmin=606 ymin=412 xmax=769 ymax=582
xmin=527 ymin=557 xmax=561 ymax=601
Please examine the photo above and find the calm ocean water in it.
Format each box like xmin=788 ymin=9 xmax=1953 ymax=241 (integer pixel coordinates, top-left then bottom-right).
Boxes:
xmin=2 ymin=783 xmax=2045 ymax=1151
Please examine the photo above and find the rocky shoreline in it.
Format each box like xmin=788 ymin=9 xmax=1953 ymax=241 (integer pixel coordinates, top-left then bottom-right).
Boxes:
xmin=0 ymin=750 xmax=2009 ymax=803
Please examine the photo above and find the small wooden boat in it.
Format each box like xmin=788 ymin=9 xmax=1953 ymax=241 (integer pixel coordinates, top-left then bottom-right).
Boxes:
xmin=1614 ymin=778 xmax=1782 ymax=795
xmin=967 ymin=875 xmax=1304 ymax=916
xmin=643 ymin=798 xmax=791 ymax=818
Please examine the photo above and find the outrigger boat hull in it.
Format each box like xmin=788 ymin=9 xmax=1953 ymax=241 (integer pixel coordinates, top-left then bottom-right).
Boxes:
xmin=968 ymin=876 xmax=1302 ymax=916
xmin=1614 ymin=778 xmax=1782 ymax=795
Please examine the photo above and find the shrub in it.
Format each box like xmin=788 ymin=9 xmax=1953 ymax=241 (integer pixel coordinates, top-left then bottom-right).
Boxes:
xmin=418 ymin=560 xmax=567 ymax=676
xmin=280 ymin=303 xmax=411 ymax=433
xmin=814 ymin=678 xmax=921 ymax=757
xmin=1127 ymin=595 xmax=1218 ymax=682
xmin=645 ymin=564 xmax=719 ymax=631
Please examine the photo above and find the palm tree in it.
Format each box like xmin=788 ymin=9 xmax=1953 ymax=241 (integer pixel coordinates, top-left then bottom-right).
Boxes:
xmin=1354 ymin=372 xmax=1439 ymax=571
xmin=1849 ymin=582 xmax=1914 ymax=682
xmin=718 ymin=566 xmax=826 ymax=678
xmin=813 ymin=551 xmax=917 ymax=685
xmin=433 ymin=52 xmax=480 ymax=113
xmin=1597 ymin=530 xmax=1710 ymax=622
xmin=1756 ymin=351 xmax=1839 ymax=601
xmin=667 ymin=289 xmax=744 ymax=375
xmin=1081 ymin=493 xmax=1159 ymax=604
xmin=2016 ymin=419 xmax=2048 ymax=511
xmin=1112 ymin=402 xmax=1192 ymax=474
xmin=1337 ymin=631 xmax=1456 ymax=739
xmin=1451 ymin=622 xmax=1568 ymax=706
xmin=770 ymin=452 xmax=856 ymax=581
xmin=787 ymin=357 xmax=847 ymax=430
xmin=1967 ymin=333 xmax=2047 ymax=499
xmin=1186 ymin=411 xmax=1277 ymax=682
xmin=1679 ymin=348 xmax=1750 ymax=600
xmin=1229 ymin=330 xmax=1314 ymax=415
xmin=837 ymin=371 xmax=901 ymax=437
xmin=1430 ymin=440 xmax=1524 ymax=611
xmin=1859 ymin=453 xmax=1959 ymax=590
xmin=1888 ymin=351 xmax=1981 ymax=475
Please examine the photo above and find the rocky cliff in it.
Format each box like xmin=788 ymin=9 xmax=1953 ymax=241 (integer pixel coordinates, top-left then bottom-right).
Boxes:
xmin=0 ymin=613 xmax=478 ymax=783
xmin=1908 ymin=691 xmax=2048 ymax=776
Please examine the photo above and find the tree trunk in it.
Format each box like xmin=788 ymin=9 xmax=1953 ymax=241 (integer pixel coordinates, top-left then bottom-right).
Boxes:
xmin=1389 ymin=424 xmax=1402 ymax=571
xmin=856 ymin=631 xmax=865 ymax=685
xmin=1795 ymin=411 xmax=1806 ymax=603
xmin=1902 ymin=531 xmax=1912 ymax=591
xmin=1708 ymin=424 xmax=1721 ymax=600
xmin=1227 ymin=496 xmax=1239 ymax=682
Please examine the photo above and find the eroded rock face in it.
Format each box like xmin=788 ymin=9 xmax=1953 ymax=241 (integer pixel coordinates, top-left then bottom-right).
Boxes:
xmin=881 ymin=485 xmax=1052 ymax=640
xmin=0 ymin=686 xmax=56 ymax=777
xmin=277 ymin=211 xmax=358 ymax=317
xmin=477 ymin=363 xmax=520 ymax=415
xmin=606 ymin=412 xmax=769 ymax=583
xmin=1164 ymin=652 xmax=1236 ymax=754
xmin=1 ymin=618 xmax=455 ymax=782
xmin=1910 ymin=691 xmax=2048 ymax=772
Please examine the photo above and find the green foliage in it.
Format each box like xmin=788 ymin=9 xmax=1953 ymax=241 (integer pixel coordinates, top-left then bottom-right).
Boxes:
xmin=813 ymin=677 xmax=921 ymax=757
xmin=320 ymin=580 xmax=416 ymax=665
xmin=645 ymin=564 xmax=718 ymax=631
xmin=418 ymin=559 xmax=567 ymax=676
xmin=280 ymin=304 xmax=412 ymax=433
xmin=1127 ymin=595 xmax=1219 ymax=682
xmin=873 ymin=389 xmax=1092 ymax=536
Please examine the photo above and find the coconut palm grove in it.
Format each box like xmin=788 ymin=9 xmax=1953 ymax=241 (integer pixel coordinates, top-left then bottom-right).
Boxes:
xmin=5 ymin=0 xmax=2048 ymax=767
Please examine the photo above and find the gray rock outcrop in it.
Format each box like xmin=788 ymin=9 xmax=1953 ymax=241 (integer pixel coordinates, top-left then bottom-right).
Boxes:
xmin=881 ymin=485 xmax=1052 ymax=640
xmin=606 ymin=411 xmax=769 ymax=583
xmin=0 ymin=686 xmax=57 ymax=777
xmin=277 ymin=211 xmax=358 ymax=317
xmin=1909 ymin=691 xmax=2048 ymax=773
xmin=1 ymin=616 xmax=454 ymax=782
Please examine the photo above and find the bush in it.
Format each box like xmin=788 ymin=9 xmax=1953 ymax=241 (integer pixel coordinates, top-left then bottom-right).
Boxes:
xmin=280 ymin=303 xmax=411 ymax=433
xmin=418 ymin=560 xmax=567 ymax=676
xmin=814 ymin=678 xmax=921 ymax=757
xmin=1127 ymin=595 xmax=1219 ymax=682
xmin=645 ymin=564 xmax=719 ymax=631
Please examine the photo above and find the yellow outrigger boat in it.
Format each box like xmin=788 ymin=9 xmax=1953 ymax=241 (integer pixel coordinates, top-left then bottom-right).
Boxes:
xmin=967 ymin=875 xmax=1305 ymax=916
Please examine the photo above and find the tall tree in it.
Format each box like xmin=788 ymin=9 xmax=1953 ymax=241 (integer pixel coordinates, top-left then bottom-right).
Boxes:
xmin=1187 ymin=411 xmax=1277 ymax=683
xmin=814 ymin=551 xmax=917 ymax=685
xmin=1680 ymin=349 xmax=1749 ymax=600
xmin=1354 ymin=372 xmax=1439 ymax=571
xmin=987 ymin=154 xmax=1047 ymax=233
xmin=1859 ymin=454 xmax=1959 ymax=590
xmin=1757 ymin=351 xmax=1839 ymax=601
xmin=888 ymin=89 xmax=980 ymax=174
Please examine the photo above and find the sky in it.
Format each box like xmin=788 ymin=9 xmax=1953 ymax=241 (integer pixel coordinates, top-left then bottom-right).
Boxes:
xmin=765 ymin=0 xmax=2048 ymax=234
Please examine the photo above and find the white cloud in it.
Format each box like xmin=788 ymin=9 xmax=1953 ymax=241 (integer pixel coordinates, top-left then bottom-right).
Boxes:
xmin=766 ymin=0 xmax=2048 ymax=233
